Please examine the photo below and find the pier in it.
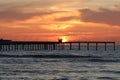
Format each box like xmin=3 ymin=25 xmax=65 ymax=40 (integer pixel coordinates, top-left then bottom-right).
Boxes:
xmin=0 ymin=39 xmax=116 ymax=51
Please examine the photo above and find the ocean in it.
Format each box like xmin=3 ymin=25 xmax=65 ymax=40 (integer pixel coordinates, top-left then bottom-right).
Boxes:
xmin=0 ymin=46 xmax=120 ymax=80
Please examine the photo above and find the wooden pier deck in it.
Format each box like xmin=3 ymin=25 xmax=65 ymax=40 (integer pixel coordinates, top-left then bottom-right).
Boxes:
xmin=0 ymin=39 xmax=116 ymax=51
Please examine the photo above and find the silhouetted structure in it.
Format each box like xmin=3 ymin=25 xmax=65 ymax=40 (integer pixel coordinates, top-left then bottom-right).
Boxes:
xmin=58 ymin=39 xmax=63 ymax=43
xmin=0 ymin=39 xmax=116 ymax=51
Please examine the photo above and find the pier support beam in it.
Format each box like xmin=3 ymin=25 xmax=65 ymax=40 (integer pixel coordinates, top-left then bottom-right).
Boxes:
xmin=22 ymin=44 xmax=25 ymax=50
xmin=114 ymin=42 xmax=116 ymax=50
xmin=87 ymin=43 xmax=89 ymax=50
xmin=53 ymin=44 xmax=56 ymax=50
xmin=70 ymin=43 xmax=72 ymax=50
xmin=78 ymin=43 xmax=81 ymax=50
xmin=11 ymin=44 xmax=14 ymax=51
xmin=105 ymin=42 xmax=107 ymax=51
xmin=0 ymin=45 xmax=2 ymax=51
xmin=8 ymin=44 xmax=11 ymax=51
xmin=62 ymin=43 xmax=65 ymax=50
xmin=2 ymin=45 xmax=5 ymax=51
xmin=96 ymin=43 xmax=98 ymax=50
xmin=44 ymin=44 xmax=48 ymax=50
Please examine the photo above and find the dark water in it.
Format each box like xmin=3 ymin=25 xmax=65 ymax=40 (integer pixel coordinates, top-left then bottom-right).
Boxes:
xmin=0 ymin=46 xmax=120 ymax=80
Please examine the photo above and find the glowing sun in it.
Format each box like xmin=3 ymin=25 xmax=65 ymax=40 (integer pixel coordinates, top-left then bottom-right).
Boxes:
xmin=60 ymin=36 xmax=68 ymax=42
xmin=62 ymin=38 xmax=68 ymax=42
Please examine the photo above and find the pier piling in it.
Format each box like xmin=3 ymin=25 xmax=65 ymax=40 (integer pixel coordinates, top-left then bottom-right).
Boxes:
xmin=87 ymin=43 xmax=89 ymax=50
xmin=105 ymin=42 xmax=107 ymax=51
xmin=114 ymin=42 xmax=116 ymax=50
xmin=70 ymin=43 xmax=72 ymax=50
xmin=96 ymin=43 xmax=98 ymax=50
xmin=78 ymin=43 xmax=81 ymax=50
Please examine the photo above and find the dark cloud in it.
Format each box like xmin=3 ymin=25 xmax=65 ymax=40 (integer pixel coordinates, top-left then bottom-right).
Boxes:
xmin=0 ymin=9 xmax=57 ymax=22
xmin=80 ymin=8 xmax=120 ymax=26
xmin=0 ymin=8 xmax=74 ymax=22
xmin=56 ymin=16 xmax=78 ymax=21
xmin=0 ymin=10 xmax=38 ymax=21
xmin=114 ymin=5 xmax=120 ymax=9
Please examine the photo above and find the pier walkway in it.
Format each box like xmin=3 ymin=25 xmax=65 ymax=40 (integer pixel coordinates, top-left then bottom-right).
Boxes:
xmin=0 ymin=39 xmax=116 ymax=51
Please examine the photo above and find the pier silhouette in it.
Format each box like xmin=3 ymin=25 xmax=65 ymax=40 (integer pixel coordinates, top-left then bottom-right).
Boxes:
xmin=0 ymin=39 xmax=116 ymax=51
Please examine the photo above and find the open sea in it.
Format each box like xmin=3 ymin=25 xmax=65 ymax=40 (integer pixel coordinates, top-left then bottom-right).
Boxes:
xmin=0 ymin=46 xmax=120 ymax=80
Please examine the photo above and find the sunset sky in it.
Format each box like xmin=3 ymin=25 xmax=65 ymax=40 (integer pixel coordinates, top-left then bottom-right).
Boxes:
xmin=0 ymin=0 xmax=120 ymax=43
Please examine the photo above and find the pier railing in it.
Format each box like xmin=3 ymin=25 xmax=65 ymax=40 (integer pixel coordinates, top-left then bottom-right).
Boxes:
xmin=0 ymin=40 xmax=116 ymax=51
